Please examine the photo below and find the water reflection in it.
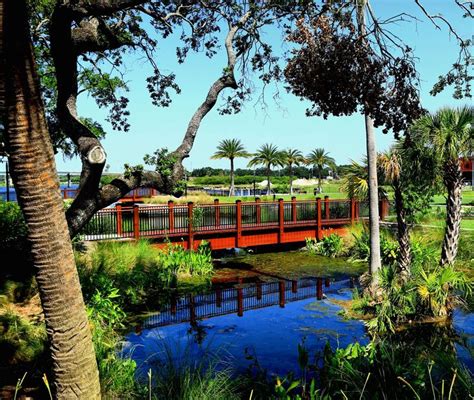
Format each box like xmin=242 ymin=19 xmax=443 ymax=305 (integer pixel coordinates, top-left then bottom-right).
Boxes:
xmin=139 ymin=276 xmax=355 ymax=329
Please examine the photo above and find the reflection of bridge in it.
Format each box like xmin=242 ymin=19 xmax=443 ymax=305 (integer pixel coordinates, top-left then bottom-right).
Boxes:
xmin=141 ymin=277 xmax=355 ymax=329
xmin=81 ymin=197 xmax=390 ymax=250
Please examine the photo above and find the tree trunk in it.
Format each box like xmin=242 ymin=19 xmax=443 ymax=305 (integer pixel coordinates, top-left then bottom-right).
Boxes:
xmin=440 ymin=160 xmax=463 ymax=266
xmin=365 ymin=115 xmax=382 ymax=286
xmin=267 ymin=167 xmax=271 ymax=195
xmin=0 ymin=1 xmax=100 ymax=398
xmin=318 ymin=167 xmax=322 ymax=192
xmin=229 ymin=157 xmax=235 ymax=197
xmin=394 ymin=182 xmax=411 ymax=282
xmin=289 ymin=164 xmax=293 ymax=195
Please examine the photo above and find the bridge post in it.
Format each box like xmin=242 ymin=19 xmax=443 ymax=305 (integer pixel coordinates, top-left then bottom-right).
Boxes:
xmin=278 ymin=198 xmax=284 ymax=243
xmin=316 ymin=278 xmax=323 ymax=300
xmin=236 ymin=200 xmax=242 ymax=248
xmin=215 ymin=288 xmax=222 ymax=308
xmin=116 ymin=204 xmax=123 ymax=236
xmin=316 ymin=197 xmax=322 ymax=240
xmin=188 ymin=202 xmax=194 ymax=250
xmin=168 ymin=200 xmax=174 ymax=233
xmin=291 ymin=280 xmax=298 ymax=293
xmin=256 ymin=281 xmax=262 ymax=300
xmin=133 ymin=204 xmax=140 ymax=240
xmin=279 ymin=280 xmax=285 ymax=308
xmin=237 ymin=288 xmax=243 ymax=317
xmin=379 ymin=198 xmax=389 ymax=221
xmin=291 ymin=196 xmax=297 ymax=222
xmin=255 ymin=197 xmax=261 ymax=224
xmin=324 ymin=196 xmax=330 ymax=220
xmin=214 ymin=199 xmax=220 ymax=228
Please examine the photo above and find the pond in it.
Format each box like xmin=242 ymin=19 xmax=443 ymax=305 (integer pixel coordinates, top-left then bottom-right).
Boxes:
xmin=124 ymin=250 xmax=474 ymax=383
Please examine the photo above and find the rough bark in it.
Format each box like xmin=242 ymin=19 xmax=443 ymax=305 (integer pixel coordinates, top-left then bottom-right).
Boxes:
xmin=0 ymin=1 xmax=100 ymax=398
xmin=394 ymin=182 xmax=411 ymax=282
xmin=365 ymin=114 xmax=382 ymax=285
xmin=229 ymin=157 xmax=235 ymax=196
xmin=440 ymin=160 xmax=463 ymax=266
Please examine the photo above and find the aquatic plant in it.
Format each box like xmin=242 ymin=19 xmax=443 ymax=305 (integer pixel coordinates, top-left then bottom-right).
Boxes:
xmin=305 ymin=234 xmax=344 ymax=258
xmin=77 ymin=240 xmax=213 ymax=311
xmin=353 ymin=263 xmax=473 ymax=334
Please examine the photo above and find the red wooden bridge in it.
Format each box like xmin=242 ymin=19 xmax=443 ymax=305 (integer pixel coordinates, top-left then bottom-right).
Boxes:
xmin=82 ymin=197 xmax=390 ymax=250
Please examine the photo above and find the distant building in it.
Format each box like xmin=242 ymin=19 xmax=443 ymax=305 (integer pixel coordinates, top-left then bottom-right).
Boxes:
xmin=461 ymin=156 xmax=473 ymax=187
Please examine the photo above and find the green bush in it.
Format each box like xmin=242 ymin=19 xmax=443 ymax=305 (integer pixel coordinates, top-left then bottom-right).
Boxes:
xmin=0 ymin=201 xmax=27 ymax=247
xmin=77 ymin=240 xmax=213 ymax=311
xmin=306 ymin=234 xmax=344 ymax=258
xmin=349 ymin=229 xmax=399 ymax=265
xmin=0 ymin=310 xmax=46 ymax=366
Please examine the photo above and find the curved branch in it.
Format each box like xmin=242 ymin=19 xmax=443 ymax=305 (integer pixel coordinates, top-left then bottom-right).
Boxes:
xmin=173 ymin=11 xmax=252 ymax=161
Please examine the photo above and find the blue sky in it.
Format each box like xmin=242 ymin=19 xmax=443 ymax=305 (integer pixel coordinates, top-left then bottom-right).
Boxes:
xmin=56 ymin=1 xmax=473 ymax=173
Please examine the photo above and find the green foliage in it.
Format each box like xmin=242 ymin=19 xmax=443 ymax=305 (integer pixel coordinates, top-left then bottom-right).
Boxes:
xmin=353 ymin=262 xmax=473 ymax=335
xmin=123 ymin=163 xmax=144 ymax=179
xmin=86 ymin=289 xmax=146 ymax=398
xmin=348 ymin=229 xmax=399 ymax=265
xmin=149 ymin=345 xmax=239 ymax=400
xmin=77 ymin=240 xmax=213 ymax=311
xmin=0 ymin=201 xmax=27 ymax=248
xmin=0 ymin=310 xmax=46 ymax=366
xmin=321 ymin=334 xmax=473 ymax=399
xmin=144 ymin=148 xmax=178 ymax=179
xmin=305 ymin=234 xmax=344 ymax=258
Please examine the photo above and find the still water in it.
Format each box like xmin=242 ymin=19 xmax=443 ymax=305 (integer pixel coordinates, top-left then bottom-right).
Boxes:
xmin=124 ymin=251 xmax=474 ymax=379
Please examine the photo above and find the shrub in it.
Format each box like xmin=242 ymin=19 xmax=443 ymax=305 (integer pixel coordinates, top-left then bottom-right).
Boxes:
xmin=0 ymin=309 xmax=46 ymax=366
xmin=77 ymin=240 xmax=213 ymax=311
xmin=305 ymin=234 xmax=344 ymax=258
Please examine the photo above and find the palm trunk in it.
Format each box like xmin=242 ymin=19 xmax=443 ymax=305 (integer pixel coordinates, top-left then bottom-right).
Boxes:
xmin=365 ymin=115 xmax=382 ymax=286
xmin=267 ymin=167 xmax=271 ymax=195
xmin=229 ymin=157 xmax=235 ymax=196
xmin=0 ymin=1 xmax=100 ymax=398
xmin=289 ymin=164 xmax=293 ymax=195
xmin=394 ymin=182 xmax=411 ymax=282
xmin=318 ymin=168 xmax=322 ymax=192
xmin=440 ymin=160 xmax=463 ymax=266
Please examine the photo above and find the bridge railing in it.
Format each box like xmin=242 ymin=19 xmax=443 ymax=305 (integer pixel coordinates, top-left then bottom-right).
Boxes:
xmin=80 ymin=197 xmax=390 ymax=242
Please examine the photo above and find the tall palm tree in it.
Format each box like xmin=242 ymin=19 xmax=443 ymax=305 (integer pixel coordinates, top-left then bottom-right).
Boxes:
xmin=282 ymin=148 xmax=305 ymax=195
xmin=306 ymin=148 xmax=336 ymax=193
xmin=1 ymin=1 xmax=100 ymax=397
xmin=378 ymin=150 xmax=411 ymax=282
xmin=248 ymin=143 xmax=283 ymax=195
xmin=410 ymin=106 xmax=473 ymax=266
xmin=357 ymin=0 xmax=382 ymax=288
xmin=211 ymin=139 xmax=249 ymax=196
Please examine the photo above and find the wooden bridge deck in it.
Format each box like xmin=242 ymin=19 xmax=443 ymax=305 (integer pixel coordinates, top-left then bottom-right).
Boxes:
xmin=81 ymin=197 xmax=390 ymax=250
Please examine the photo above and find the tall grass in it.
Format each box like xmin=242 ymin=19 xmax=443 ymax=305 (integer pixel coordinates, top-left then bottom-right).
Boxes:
xmin=77 ymin=240 xmax=213 ymax=310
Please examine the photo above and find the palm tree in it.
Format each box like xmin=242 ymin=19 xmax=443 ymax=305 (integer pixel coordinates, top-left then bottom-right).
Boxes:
xmin=357 ymin=0 xmax=382 ymax=288
xmin=306 ymin=148 xmax=336 ymax=193
xmin=410 ymin=106 xmax=473 ymax=266
xmin=211 ymin=139 xmax=249 ymax=196
xmin=248 ymin=144 xmax=283 ymax=195
xmin=282 ymin=148 xmax=305 ymax=195
xmin=378 ymin=150 xmax=411 ymax=282
xmin=340 ymin=159 xmax=369 ymax=200
xmin=2 ymin=1 xmax=100 ymax=397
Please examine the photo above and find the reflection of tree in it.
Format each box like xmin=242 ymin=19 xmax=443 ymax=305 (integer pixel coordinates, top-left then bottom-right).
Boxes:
xmin=188 ymin=320 xmax=208 ymax=345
